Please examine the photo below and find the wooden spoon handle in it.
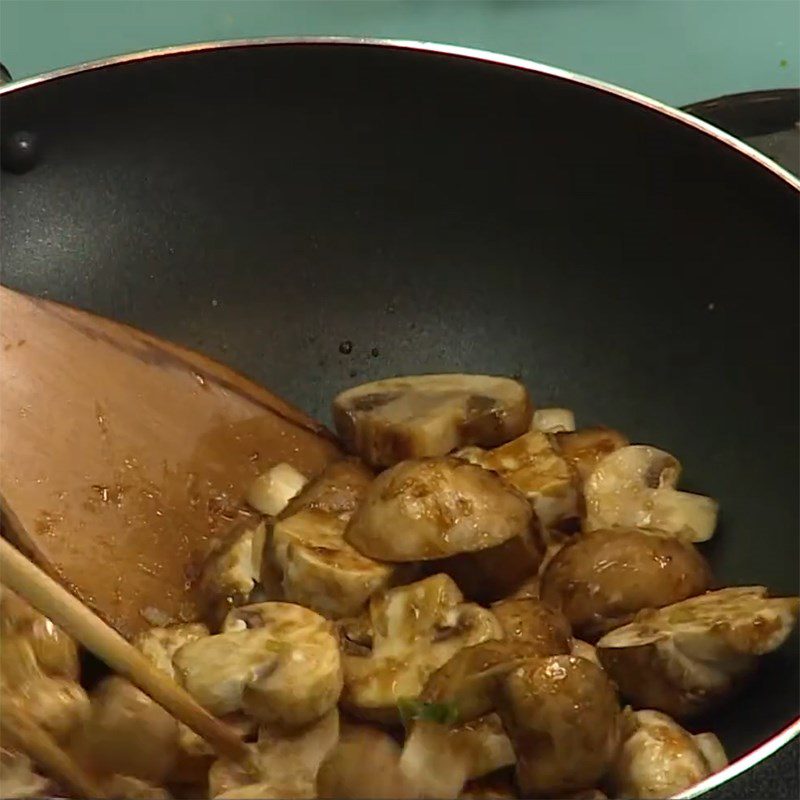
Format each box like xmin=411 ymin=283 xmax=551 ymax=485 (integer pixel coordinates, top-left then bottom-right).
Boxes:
xmin=0 ymin=700 xmax=106 ymax=798
xmin=0 ymin=535 xmax=248 ymax=762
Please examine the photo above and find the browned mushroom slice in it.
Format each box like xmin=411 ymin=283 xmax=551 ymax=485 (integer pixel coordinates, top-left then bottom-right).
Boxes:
xmin=332 ymin=374 xmax=532 ymax=468
xmin=540 ymin=528 xmax=712 ymax=641
xmin=456 ymin=431 xmax=581 ymax=533
xmin=420 ymin=640 xmax=536 ymax=722
xmin=608 ymin=709 xmax=728 ymax=799
xmin=497 ymin=655 xmax=622 ymax=797
xmin=597 ymin=587 xmax=800 ymax=718
xmin=339 ymin=574 xmax=501 ymax=722
xmin=551 ymin=426 xmax=629 ymax=482
xmin=266 ymin=460 xmax=394 ymax=619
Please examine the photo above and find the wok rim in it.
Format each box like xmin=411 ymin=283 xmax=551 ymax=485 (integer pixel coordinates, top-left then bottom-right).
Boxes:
xmin=1 ymin=35 xmax=798 ymax=194
xmin=1 ymin=35 xmax=798 ymax=795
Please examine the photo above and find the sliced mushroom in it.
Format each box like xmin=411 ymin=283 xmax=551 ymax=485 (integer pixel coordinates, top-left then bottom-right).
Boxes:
xmin=131 ymin=623 xmax=215 ymax=778
xmin=172 ymin=628 xmax=284 ymax=717
xmin=584 ymin=446 xmax=718 ymax=542
xmin=268 ymin=460 xmax=393 ymax=619
xmin=552 ymin=426 xmax=628 ymax=482
xmin=220 ymin=602 xmax=343 ymax=728
xmin=400 ymin=712 xmax=515 ymax=796
xmin=246 ymin=462 xmax=308 ymax=516
xmin=198 ymin=519 xmax=267 ymax=626
xmin=531 ymin=407 xmax=576 ymax=433
xmin=0 ymin=587 xmax=79 ymax=681
xmin=76 ymin=676 xmax=178 ymax=784
xmin=208 ymin=709 xmax=338 ymax=799
xmin=597 ymin=587 xmax=800 ymax=717
xmin=456 ymin=431 xmax=581 ymax=533
xmin=570 ymin=638 xmax=601 ymax=668
xmin=540 ymin=528 xmax=712 ymax=640
xmin=317 ymin=722 xmax=418 ymax=800
xmin=608 ymin=709 xmax=728 ymax=798
xmin=420 ymin=640 xmax=535 ymax=722
xmin=339 ymin=574 xmax=502 ymax=722
xmin=345 ymin=457 xmax=541 ymax=600
xmin=490 ymin=598 xmax=572 ymax=653
xmin=0 ymin=747 xmax=53 ymax=799
xmin=332 ymin=374 xmax=532 ymax=468
xmin=497 ymin=655 xmax=622 ymax=797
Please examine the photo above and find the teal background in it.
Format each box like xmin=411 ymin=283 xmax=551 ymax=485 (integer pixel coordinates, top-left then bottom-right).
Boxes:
xmin=0 ymin=0 xmax=798 ymax=106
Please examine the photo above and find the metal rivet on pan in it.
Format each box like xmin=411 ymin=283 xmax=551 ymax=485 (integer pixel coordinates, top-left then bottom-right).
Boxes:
xmin=1 ymin=131 xmax=40 ymax=175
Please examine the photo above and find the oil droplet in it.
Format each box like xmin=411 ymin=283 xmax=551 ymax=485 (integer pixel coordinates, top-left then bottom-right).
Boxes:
xmin=370 ymin=347 xmax=380 ymax=358
xmin=338 ymin=340 xmax=353 ymax=354
xmin=194 ymin=372 xmax=206 ymax=387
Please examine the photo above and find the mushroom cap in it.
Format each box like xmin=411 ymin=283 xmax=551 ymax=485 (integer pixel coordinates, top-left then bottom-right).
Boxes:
xmin=597 ymin=587 xmax=800 ymax=717
xmin=219 ymin=602 xmax=342 ymax=728
xmin=608 ymin=709 xmax=727 ymax=799
xmin=345 ymin=457 xmax=534 ymax=562
xmin=77 ymin=676 xmax=178 ymax=784
xmin=540 ymin=528 xmax=712 ymax=640
xmin=457 ymin=431 xmax=581 ymax=532
xmin=490 ymin=598 xmax=572 ymax=653
xmin=552 ymin=426 xmax=628 ymax=482
xmin=339 ymin=574 xmax=502 ymax=722
xmin=332 ymin=374 xmax=532 ymax=468
xmin=584 ymin=445 xmax=718 ymax=542
xmin=498 ymin=655 xmax=622 ymax=796
xmin=269 ymin=460 xmax=393 ymax=619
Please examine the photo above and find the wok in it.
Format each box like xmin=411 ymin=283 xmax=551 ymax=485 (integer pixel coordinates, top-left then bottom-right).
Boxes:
xmin=0 ymin=39 xmax=797 ymax=798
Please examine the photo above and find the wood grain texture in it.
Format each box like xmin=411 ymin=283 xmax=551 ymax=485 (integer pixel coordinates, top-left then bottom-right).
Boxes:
xmin=0 ymin=286 xmax=341 ymax=636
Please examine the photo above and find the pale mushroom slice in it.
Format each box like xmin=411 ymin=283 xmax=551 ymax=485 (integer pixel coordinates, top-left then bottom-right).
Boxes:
xmin=221 ymin=602 xmax=343 ymax=728
xmin=0 ymin=747 xmax=53 ymax=799
xmin=399 ymin=713 xmax=515 ymax=798
xmin=584 ymin=445 xmax=718 ymax=542
xmin=345 ymin=457 xmax=542 ymax=601
xmin=131 ymin=623 xmax=214 ymax=776
xmin=208 ymin=709 xmax=339 ymax=799
xmin=246 ymin=462 xmax=308 ymax=516
xmin=456 ymin=431 xmax=581 ymax=533
xmin=497 ymin=655 xmax=622 ymax=797
xmin=333 ymin=374 xmax=532 ymax=468
xmin=339 ymin=574 xmax=502 ymax=722
xmin=597 ymin=586 xmax=800 ymax=718
xmin=551 ymin=426 xmax=629 ymax=482
xmin=268 ymin=460 xmax=394 ymax=619
xmin=531 ymin=407 xmax=576 ymax=433
xmin=198 ymin=519 xmax=267 ymax=626
xmin=608 ymin=709 xmax=728 ymax=799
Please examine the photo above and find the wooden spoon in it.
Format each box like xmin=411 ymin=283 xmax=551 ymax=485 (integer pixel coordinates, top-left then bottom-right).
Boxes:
xmin=0 ymin=286 xmax=341 ymax=636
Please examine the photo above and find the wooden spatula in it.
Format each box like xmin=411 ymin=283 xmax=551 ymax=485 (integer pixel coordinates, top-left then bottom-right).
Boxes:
xmin=0 ymin=286 xmax=341 ymax=637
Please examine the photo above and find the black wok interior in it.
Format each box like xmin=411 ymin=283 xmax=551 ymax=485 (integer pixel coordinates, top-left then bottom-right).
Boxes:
xmin=1 ymin=41 xmax=798 ymax=795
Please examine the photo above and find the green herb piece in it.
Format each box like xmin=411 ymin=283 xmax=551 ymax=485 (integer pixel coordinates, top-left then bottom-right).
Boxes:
xmin=780 ymin=59 xmax=788 ymax=68
xmin=397 ymin=697 xmax=459 ymax=727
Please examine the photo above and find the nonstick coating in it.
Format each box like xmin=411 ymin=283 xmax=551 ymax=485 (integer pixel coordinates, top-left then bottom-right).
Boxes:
xmin=1 ymin=41 xmax=798 ymax=795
